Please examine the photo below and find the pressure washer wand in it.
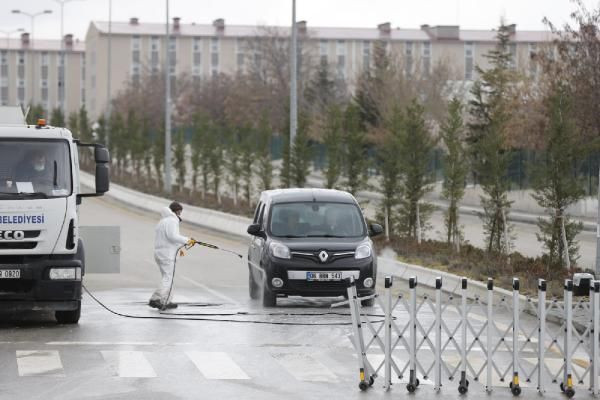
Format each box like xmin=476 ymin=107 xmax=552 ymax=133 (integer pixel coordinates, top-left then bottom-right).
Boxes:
xmin=189 ymin=240 xmax=244 ymax=259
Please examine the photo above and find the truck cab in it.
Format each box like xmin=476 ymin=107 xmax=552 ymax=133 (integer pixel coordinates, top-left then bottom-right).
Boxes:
xmin=0 ymin=117 xmax=109 ymax=323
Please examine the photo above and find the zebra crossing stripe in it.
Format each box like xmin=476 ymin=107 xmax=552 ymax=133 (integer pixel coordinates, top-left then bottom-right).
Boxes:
xmin=101 ymin=351 xmax=157 ymax=378
xmin=272 ymin=353 xmax=338 ymax=382
xmin=16 ymin=350 xmax=65 ymax=377
xmin=185 ymin=351 xmax=250 ymax=380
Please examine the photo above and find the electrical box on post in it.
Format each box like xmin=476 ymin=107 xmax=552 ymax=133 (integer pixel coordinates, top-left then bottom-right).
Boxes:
xmin=79 ymin=226 xmax=121 ymax=273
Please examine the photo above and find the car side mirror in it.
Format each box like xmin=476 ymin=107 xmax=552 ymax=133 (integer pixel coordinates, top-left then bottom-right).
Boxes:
xmin=247 ymin=223 xmax=265 ymax=238
xmin=369 ymin=223 xmax=384 ymax=237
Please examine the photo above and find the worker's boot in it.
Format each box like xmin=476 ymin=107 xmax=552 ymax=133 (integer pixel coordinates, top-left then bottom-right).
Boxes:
xmin=148 ymin=299 xmax=161 ymax=309
xmin=161 ymin=302 xmax=178 ymax=310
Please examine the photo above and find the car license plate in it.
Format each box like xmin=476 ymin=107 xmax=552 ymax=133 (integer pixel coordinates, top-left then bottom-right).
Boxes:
xmin=0 ymin=269 xmax=20 ymax=279
xmin=306 ymin=271 xmax=342 ymax=281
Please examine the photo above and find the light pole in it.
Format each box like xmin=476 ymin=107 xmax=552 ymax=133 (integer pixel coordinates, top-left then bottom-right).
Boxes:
xmin=11 ymin=9 xmax=53 ymax=107
xmin=0 ymin=28 xmax=24 ymax=49
xmin=289 ymin=0 xmax=298 ymax=157
xmin=53 ymin=0 xmax=85 ymax=114
xmin=164 ymin=0 xmax=172 ymax=194
xmin=105 ymin=0 xmax=112 ymax=148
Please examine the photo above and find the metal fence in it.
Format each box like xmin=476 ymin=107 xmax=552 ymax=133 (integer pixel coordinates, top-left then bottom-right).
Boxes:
xmin=337 ymin=275 xmax=600 ymax=398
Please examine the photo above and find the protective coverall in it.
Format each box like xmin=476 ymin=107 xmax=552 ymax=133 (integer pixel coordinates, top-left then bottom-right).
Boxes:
xmin=149 ymin=206 xmax=189 ymax=305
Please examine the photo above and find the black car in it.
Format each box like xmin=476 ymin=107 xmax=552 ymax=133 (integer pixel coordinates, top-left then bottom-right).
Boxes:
xmin=247 ymin=188 xmax=383 ymax=307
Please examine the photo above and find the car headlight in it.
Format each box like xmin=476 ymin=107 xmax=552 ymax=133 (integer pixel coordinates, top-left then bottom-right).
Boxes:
xmin=355 ymin=244 xmax=372 ymax=259
xmin=49 ymin=267 xmax=81 ymax=280
xmin=269 ymin=242 xmax=291 ymax=259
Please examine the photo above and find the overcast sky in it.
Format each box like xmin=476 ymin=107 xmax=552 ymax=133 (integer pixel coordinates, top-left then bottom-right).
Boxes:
xmin=1 ymin=0 xmax=598 ymax=42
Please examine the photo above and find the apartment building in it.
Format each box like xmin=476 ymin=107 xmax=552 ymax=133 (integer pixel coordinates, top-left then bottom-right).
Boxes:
xmin=85 ymin=18 xmax=555 ymax=120
xmin=0 ymin=33 xmax=86 ymax=117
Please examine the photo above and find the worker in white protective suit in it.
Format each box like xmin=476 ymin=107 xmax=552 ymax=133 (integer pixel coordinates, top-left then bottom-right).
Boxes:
xmin=149 ymin=201 xmax=195 ymax=309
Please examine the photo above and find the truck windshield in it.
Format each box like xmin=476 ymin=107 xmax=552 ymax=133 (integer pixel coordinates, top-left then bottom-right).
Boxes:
xmin=270 ymin=202 xmax=366 ymax=238
xmin=0 ymin=139 xmax=72 ymax=199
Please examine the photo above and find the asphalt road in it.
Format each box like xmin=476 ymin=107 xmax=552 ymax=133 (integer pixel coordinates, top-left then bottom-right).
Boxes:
xmin=0 ymin=197 xmax=590 ymax=399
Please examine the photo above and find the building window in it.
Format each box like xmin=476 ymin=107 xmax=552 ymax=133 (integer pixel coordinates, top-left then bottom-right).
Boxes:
xmin=17 ymin=79 xmax=25 ymax=106
xmin=336 ymin=40 xmax=345 ymax=77
xmin=150 ymin=36 xmax=160 ymax=74
xmin=168 ymin=37 xmax=177 ymax=76
xmin=422 ymin=42 xmax=431 ymax=76
xmin=131 ymin=35 xmax=141 ymax=82
xmin=319 ymin=39 xmax=328 ymax=65
xmin=57 ymin=53 xmax=65 ymax=108
xmin=465 ymin=42 xmax=474 ymax=80
xmin=17 ymin=51 xmax=25 ymax=80
xmin=405 ymin=41 xmax=413 ymax=75
xmin=17 ymin=52 xmax=25 ymax=106
xmin=362 ymin=41 xmax=371 ymax=69
xmin=81 ymin=54 xmax=86 ymax=105
xmin=528 ymin=43 xmax=537 ymax=78
xmin=236 ymin=38 xmax=245 ymax=71
xmin=192 ymin=37 xmax=202 ymax=78
xmin=0 ymin=51 xmax=7 ymax=106
xmin=509 ymin=42 xmax=517 ymax=69
xmin=211 ymin=37 xmax=219 ymax=76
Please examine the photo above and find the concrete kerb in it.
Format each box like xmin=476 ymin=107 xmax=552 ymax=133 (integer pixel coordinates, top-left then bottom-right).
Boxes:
xmin=79 ymin=171 xmax=252 ymax=241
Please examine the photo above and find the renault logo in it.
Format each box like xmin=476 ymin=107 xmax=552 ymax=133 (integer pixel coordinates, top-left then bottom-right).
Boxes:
xmin=318 ymin=251 xmax=329 ymax=263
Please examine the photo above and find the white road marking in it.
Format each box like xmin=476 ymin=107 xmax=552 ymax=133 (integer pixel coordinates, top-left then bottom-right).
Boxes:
xmin=101 ymin=351 xmax=157 ymax=378
xmin=46 ymin=341 xmax=157 ymax=346
xmin=16 ymin=350 xmax=65 ymax=377
xmin=180 ymin=275 xmax=239 ymax=305
xmin=273 ymin=353 xmax=338 ymax=382
xmin=186 ymin=351 xmax=250 ymax=380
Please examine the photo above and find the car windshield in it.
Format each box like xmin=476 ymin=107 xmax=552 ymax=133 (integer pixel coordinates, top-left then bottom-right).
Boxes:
xmin=0 ymin=139 xmax=72 ymax=199
xmin=270 ymin=202 xmax=366 ymax=238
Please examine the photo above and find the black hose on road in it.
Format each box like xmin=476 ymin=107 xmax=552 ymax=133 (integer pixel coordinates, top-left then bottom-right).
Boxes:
xmin=83 ymin=239 xmax=387 ymax=325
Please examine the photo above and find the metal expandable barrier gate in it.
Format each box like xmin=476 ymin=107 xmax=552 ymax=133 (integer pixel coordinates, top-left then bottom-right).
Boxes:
xmin=337 ymin=275 xmax=600 ymax=398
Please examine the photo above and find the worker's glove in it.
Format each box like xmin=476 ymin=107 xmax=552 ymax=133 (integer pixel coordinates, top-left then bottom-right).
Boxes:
xmin=187 ymin=238 xmax=196 ymax=247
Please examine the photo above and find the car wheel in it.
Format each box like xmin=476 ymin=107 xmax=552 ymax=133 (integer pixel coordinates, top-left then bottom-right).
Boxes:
xmin=361 ymin=297 xmax=374 ymax=307
xmin=249 ymin=270 xmax=260 ymax=300
xmin=55 ymin=301 xmax=81 ymax=324
xmin=262 ymin=285 xmax=276 ymax=307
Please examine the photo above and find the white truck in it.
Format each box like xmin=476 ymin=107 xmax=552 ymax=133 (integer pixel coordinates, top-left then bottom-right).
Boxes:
xmin=0 ymin=108 xmax=110 ymax=323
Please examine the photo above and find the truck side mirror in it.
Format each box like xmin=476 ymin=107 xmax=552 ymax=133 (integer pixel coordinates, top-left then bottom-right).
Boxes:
xmin=95 ymin=163 xmax=109 ymax=194
xmin=76 ymin=142 xmax=111 ymax=204
xmin=95 ymin=147 xmax=110 ymax=164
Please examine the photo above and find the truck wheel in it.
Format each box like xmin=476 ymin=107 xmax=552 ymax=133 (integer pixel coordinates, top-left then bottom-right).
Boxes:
xmin=55 ymin=301 xmax=81 ymax=324
xmin=249 ymin=271 xmax=260 ymax=300
xmin=262 ymin=285 xmax=276 ymax=307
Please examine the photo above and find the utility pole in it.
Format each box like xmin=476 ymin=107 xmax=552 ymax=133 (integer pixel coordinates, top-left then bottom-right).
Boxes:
xmin=11 ymin=9 xmax=53 ymax=107
xmin=164 ymin=0 xmax=172 ymax=194
xmin=289 ymin=0 xmax=298 ymax=154
xmin=54 ymin=1 xmax=85 ymax=113
xmin=106 ymin=0 xmax=112 ymax=148
xmin=596 ymin=166 xmax=600 ymax=276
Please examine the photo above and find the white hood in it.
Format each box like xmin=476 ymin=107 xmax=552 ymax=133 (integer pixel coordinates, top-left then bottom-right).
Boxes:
xmin=160 ymin=206 xmax=175 ymax=219
xmin=154 ymin=206 xmax=188 ymax=262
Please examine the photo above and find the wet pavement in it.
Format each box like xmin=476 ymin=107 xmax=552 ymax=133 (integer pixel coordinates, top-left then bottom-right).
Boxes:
xmin=0 ymin=197 xmax=593 ymax=399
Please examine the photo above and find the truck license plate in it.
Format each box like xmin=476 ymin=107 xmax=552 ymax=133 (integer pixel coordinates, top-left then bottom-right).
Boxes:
xmin=306 ymin=271 xmax=342 ymax=281
xmin=0 ymin=269 xmax=20 ymax=279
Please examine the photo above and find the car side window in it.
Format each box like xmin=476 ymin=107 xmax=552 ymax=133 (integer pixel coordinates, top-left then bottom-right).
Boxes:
xmin=259 ymin=204 xmax=267 ymax=230
xmin=253 ymin=201 xmax=263 ymax=223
